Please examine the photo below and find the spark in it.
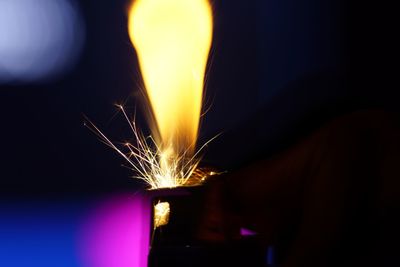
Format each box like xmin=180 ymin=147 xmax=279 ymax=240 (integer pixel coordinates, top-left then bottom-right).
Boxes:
xmin=85 ymin=105 xmax=218 ymax=189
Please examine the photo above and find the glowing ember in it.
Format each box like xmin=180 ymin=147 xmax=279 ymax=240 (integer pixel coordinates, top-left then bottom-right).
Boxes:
xmin=86 ymin=0 xmax=214 ymax=189
xmin=154 ymin=202 xmax=170 ymax=228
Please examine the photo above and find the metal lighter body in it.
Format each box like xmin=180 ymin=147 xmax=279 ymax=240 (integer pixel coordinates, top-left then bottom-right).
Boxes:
xmin=145 ymin=185 xmax=271 ymax=267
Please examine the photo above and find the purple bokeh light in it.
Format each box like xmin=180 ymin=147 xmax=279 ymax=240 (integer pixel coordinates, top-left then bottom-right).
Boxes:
xmin=78 ymin=193 xmax=151 ymax=267
xmin=240 ymin=227 xmax=258 ymax=236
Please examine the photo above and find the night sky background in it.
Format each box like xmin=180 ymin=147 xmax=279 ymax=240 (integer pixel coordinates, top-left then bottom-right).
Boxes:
xmin=0 ymin=0 xmax=397 ymax=266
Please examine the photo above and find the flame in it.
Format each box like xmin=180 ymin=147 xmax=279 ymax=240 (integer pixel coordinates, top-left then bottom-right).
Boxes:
xmin=128 ymin=0 xmax=213 ymax=157
xmin=85 ymin=0 xmax=214 ymax=189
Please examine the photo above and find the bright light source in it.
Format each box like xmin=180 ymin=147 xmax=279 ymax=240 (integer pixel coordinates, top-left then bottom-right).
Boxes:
xmin=154 ymin=201 xmax=170 ymax=228
xmin=86 ymin=0 xmax=215 ymax=189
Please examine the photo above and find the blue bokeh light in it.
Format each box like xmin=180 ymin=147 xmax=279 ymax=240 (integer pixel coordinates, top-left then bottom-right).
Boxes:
xmin=0 ymin=0 xmax=85 ymax=83
xmin=0 ymin=200 xmax=86 ymax=267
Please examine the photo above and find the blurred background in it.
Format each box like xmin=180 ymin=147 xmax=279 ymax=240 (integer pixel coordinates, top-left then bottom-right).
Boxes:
xmin=0 ymin=0 xmax=395 ymax=266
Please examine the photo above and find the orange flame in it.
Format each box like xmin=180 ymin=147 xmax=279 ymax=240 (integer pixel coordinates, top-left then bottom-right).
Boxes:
xmin=128 ymin=0 xmax=213 ymax=159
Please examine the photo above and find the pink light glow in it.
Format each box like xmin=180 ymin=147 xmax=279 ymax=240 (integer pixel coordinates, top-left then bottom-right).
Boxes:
xmin=78 ymin=193 xmax=151 ymax=267
xmin=240 ymin=227 xmax=257 ymax=236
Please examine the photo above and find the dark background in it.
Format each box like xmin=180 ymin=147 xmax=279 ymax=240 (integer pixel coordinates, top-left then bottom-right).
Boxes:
xmin=0 ymin=0 xmax=397 ymax=266
xmin=0 ymin=0 xmax=358 ymax=196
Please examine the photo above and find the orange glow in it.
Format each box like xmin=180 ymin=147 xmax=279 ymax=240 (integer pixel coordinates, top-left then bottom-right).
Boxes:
xmin=128 ymin=0 xmax=213 ymax=158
